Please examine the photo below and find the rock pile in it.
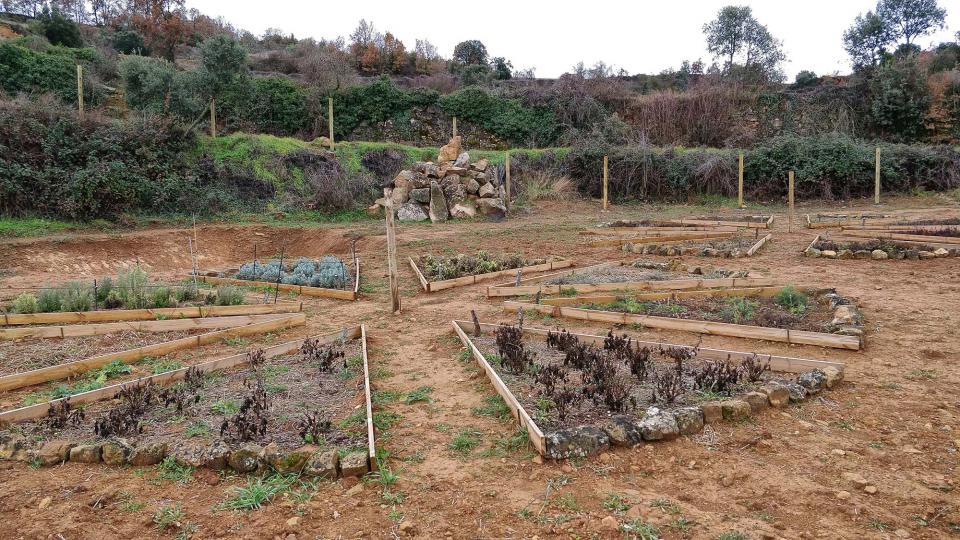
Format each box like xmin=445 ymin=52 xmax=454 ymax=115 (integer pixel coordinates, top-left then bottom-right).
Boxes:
xmin=369 ymin=136 xmax=508 ymax=222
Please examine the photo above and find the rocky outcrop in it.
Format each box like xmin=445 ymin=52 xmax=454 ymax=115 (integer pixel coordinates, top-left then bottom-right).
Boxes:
xmin=369 ymin=137 xmax=508 ymax=222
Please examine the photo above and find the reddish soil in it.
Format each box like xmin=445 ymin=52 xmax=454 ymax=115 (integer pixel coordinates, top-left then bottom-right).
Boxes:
xmin=1 ymin=196 xmax=959 ymax=539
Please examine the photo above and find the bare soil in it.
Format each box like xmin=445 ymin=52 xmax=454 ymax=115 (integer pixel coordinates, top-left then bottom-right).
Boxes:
xmin=544 ymin=263 xmax=744 ymax=285
xmin=0 ymin=196 xmax=958 ymax=539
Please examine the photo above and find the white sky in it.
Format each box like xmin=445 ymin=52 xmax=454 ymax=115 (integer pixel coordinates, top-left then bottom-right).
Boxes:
xmin=187 ymin=0 xmax=958 ymax=79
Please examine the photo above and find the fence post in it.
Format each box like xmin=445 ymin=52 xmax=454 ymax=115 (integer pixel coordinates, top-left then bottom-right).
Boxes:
xmin=874 ymin=147 xmax=881 ymax=205
xmin=328 ymin=97 xmax=335 ymax=150
xmin=209 ymin=99 xmax=216 ymax=137
xmin=788 ymin=171 xmax=795 ymax=233
xmin=505 ymin=151 xmax=511 ymax=213
xmin=76 ymin=65 xmax=84 ymax=119
xmin=738 ymin=152 xmax=744 ymax=208
xmin=452 ymin=116 xmax=457 ymax=138
xmin=385 ymin=199 xmax=401 ymax=314
xmin=602 ymin=155 xmax=609 ymax=211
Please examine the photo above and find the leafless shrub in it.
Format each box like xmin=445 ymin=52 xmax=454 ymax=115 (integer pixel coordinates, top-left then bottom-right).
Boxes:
xmin=94 ymin=382 xmax=157 ymax=437
xmin=44 ymin=397 xmax=85 ymax=430
xmin=301 ymin=339 xmax=345 ymax=373
xmin=298 ymin=410 xmax=331 ymax=444
xmin=220 ymin=378 xmax=270 ymax=442
xmin=741 ymin=353 xmax=772 ymax=382
xmin=651 ymin=369 xmax=684 ymax=404
xmin=692 ymin=359 xmax=742 ymax=394
xmin=495 ymin=324 xmax=536 ymax=374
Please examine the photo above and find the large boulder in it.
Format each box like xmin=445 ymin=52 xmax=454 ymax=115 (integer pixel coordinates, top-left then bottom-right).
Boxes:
xmin=478 ymin=183 xmax=497 ymax=198
xmin=392 ymin=170 xmax=414 ymax=190
xmin=340 ymin=452 xmax=369 ymax=477
xmin=441 ymin=178 xmax=466 ymax=206
xmin=227 ymin=444 xmax=262 ymax=473
xmin=389 ymin=186 xmax=409 ymax=206
xmin=603 ymin=416 xmax=644 ymax=447
xmin=411 ymin=162 xmax=440 ymax=178
xmin=409 ymin=188 xmax=430 ymax=204
xmin=129 ymin=442 xmax=167 ymax=466
xmin=397 ymin=203 xmax=429 ymax=222
xmin=673 ymin=407 xmax=705 ymax=435
xmin=36 ymin=440 xmax=76 ymax=467
xmin=450 ymin=200 xmax=478 ymax=219
xmin=454 ymin=152 xmax=470 ymax=168
xmin=428 ymin=181 xmax=450 ymax=223
xmin=720 ymin=399 xmax=751 ymax=421
xmin=477 ymin=198 xmax=507 ymax=219
xmin=464 ymin=177 xmax=481 ymax=195
xmin=101 ymin=439 xmax=133 ymax=466
xmin=437 ymin=136 xmax=462 ymax=163
xmin=472 ymin=158 xmax=489 ymax=172
xmin=69 ymin=444 xmax=103 ymax=464
xmin=304 ymin=449 xmax=339 ymax=479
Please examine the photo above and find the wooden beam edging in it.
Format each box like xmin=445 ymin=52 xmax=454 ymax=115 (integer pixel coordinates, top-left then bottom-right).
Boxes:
xmin=503 ymin=302 xmax=861 ymax=351
xmin=486 ymin=276 xmax=782 ymax=298
xmin=489 ymin=261 xmax=621 ymax=291
xmin=0 ymin=313 xmax=307 ymax=393
xmin=452 ymin=321 xmax=845 ymax=375
xmin=409 ymin=257 xmax=430 ymax=292
xmin=0 ymin=313 xmax=298 ymax=341
xmin=196 ymin=274 xmax=357 ymax=301
xmin=831 ymin=236 xmax=959 ymax=251
xmin=539 ymin=285 xmax=802 ymax=306
xmin=670 ymin=217 xmax=771 ymax=229
xmin=747 ymin=233 xmax=772 ymax=256
xmin=450 ymin=322 xmax=547 ymax=455
xmin=360 ymin=324 xmax=377 ymax=472
xmin=839 ymin=230 xmax=960 ymax=246
xmin=589 ymin=232 xmax=734 ymax=248
xmin=0 ymin=302 xmax=303 ymax=327
xmin=0 ymin=325 xmax=361 ymax=425
xmin=581 ymin=226 xmax=738 ymax=236
xmin=413 ymin=258 xmax=574 ymax=293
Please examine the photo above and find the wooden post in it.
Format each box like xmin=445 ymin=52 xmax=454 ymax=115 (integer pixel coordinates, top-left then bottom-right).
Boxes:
xmin=505 ymin=151 xmax=511 ymax=212
xmin=452 ymin=116 xmax=457 ymax=138
xmin=788 ymin=171 xmax=795 ymax=233
xmin=385 ymin=199 xmax=401 ymax=314
xmin=76 ymin=65 xmax=84 ymax=119
xmin=738 ymin=152 xmax=744 ymax=208
xmin=209 ymin=98 xmax=216 ymax=137
xmin=874 ymin=147 xmax=881 ymax=205
xmin=273 ymin=248 xmax=284 ymax=304
xmin=328 ymin=97 xmax=335 ymax=150
xmin=602 ymin=155 xmax=609 ymax=211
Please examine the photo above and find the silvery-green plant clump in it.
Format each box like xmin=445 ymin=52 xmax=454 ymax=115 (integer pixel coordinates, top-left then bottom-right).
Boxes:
xmin=234 ymin=256 xmax=349 ymax=289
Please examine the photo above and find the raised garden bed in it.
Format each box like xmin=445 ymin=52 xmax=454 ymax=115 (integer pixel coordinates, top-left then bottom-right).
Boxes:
xmin=486 ymin=261 xmax=775 ymax=298
xmin=0 ymin=313 xmax=306 ymax=394
xmin=623 ymin=233 xmax=772 ymax=258
xmin=602 ymin=215 xmax=772 ymax=229
xmin=805 ymin=235 xmax=959 ymax=260
xmin=587 ymin=230 xmax=736 ymax=248
xmin=452 ymin=320 xmax=844 ymax=459
xmin=198 ymin=255 xmax=360 ymax=301
xmin=410 ymin=251 xmax=572 ymax=293
xmin=0 ymin=302 xmax=302 ymax=327
xmin=804 ymin=212 xmax=893 ymax=229
xmin=0 ymin=326 xmax=376 ymax=479
xmin=504 ymin=285 xmax=864 ymax=350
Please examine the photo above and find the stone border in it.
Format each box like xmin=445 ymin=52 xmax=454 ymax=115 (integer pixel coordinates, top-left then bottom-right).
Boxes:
xmin=804 ymin=234 xmax=959 ymax=261
xmin=453 ymin=320 xmax=846 ymax=459
xmin=0 ymin=329 xmax=376 ymax=479
xmin=624 ymin=234 xmax=771 ymax=258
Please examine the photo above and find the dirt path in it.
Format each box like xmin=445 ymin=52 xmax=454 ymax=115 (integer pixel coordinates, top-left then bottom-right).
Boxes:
xmin=1 ymin=196 xmax=958 ymax=539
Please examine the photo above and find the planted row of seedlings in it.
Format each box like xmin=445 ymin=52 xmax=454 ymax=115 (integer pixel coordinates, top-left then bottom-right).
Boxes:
xmin=460 ymin=322 xmax=843 ymax=459
xmin=0 ymin=332 xmax=374 ymax=478
xmin=198 ymin=255 xmax=360 ymax=300
xmin=3 ymin=267 xmax=247 ymax=316
xmin=411 ymin=250 xmax=571 ymax=292
xmin=805 ymin=236 xmax=958 ymax=260
xmin=506 ymin=286 xmax=864 ymax=350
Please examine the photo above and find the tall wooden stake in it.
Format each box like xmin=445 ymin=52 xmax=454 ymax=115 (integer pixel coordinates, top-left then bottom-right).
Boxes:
xmin=788 ymin=171 xmax=795 ymax=233
xmin=188 ymin=237 xmax=199 ymax=291
xmin=328 ymin=97 xmax=335 ymax=150
xmin=209 ymin=99 xmax=216 ymax=137
xmin=273 ymin=248 xmax=284 ymax=304
xmin=385 ymin=199 xmax=401 ymax=314
xmin=602 ymin=155 xmax=609 ymax=211
xmin=452 ymin=116 xmax=457 ymax=138
xmin=76 ymin=65 xmax=84 ymax=119
xmin=505 ymin=151 xmax=511 ymax=212
xmin=738 ymin=152 xmax=744 ymax=208
xmin=874 ymin=147 xmax=881 ymax=205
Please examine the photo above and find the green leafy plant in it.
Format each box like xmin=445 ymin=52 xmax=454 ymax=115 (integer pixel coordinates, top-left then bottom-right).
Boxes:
xmin=11 ymin=293 xmax=38 ymax=314
xmin=404 ymin=386 xmax=433 ymax=404
xmin=448 ymin=429 xmax=482 ymax=457
xmin=773 ymin=285 xmax=808 ymax=315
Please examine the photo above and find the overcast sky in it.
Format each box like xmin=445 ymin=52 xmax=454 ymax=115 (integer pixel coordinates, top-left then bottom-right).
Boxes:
xmin=187 ymin=0 xmax=958 ymax=80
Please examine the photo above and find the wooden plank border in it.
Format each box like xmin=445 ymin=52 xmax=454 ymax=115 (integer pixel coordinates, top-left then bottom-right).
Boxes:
xmin=360 ymin=324 xmax=377 ymax=472
xmin=747 ymin=233 xmax=772 ymax=256
xmin=411 ymin=258 xmax=573 ymax=293
xmin=581 ymin=226 xmax=738 ymax=236
xmin=503 ymin=302 xmax=861 ymax=350
xmin=451 ymin=321 xmax=547 ymax=455
xmin=0 ymin=302 xmax=303 ymax=327
xmin=838 ymin=230 xmax=960 ymax=246
xmin=487 ymin=276 xmax=781 ymax=298
xmin=0 ymin=326 xmax=363 ymax=426
xmin=668 ymin=216 xmax=772 ymax=229
xmin=0 ymin=314 xmax=306 ymax=392
xmin=195 ymin=257 xmax=359 ymax=301
xmin=0 ymin=313 xmax=299 ymax=341
xmin=589 ymin=232 xmax=734 ymax=248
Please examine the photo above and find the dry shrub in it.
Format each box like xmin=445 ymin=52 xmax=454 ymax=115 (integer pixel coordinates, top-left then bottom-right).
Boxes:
xmin=623 ymin=85 xmax=752 ymax=147
xmin=516 ymin=171 xmax=576 ymax=203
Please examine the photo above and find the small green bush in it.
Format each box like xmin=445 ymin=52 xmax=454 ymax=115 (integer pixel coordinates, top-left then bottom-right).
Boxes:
xmin=151 ymin=287 xmax=172 ymax=308
xmin=11 ymin=293 xmax=38 ymax=314
xmin=62 ymin=282 xmax=92 ymax=312
xmin=215 ymin=285 xmax=245 ymax=306
xmin=37 ymin=288 xmax=64 ymax=313
xmin=773 ymin=286 xmax=808 ymax=315
xmin=117 ymin=267 xmax=149 ymax=309
xmin=104 ymin=290 xmax=123 ymax=309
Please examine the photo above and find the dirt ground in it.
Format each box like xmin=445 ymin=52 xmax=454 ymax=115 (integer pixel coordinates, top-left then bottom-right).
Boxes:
xmin=1 ymin=195 xmax=958 ymax=540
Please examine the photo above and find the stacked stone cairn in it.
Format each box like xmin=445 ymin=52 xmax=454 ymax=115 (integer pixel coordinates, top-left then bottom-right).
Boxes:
xmin=368 ymin=136 xmax=507 ymax=222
